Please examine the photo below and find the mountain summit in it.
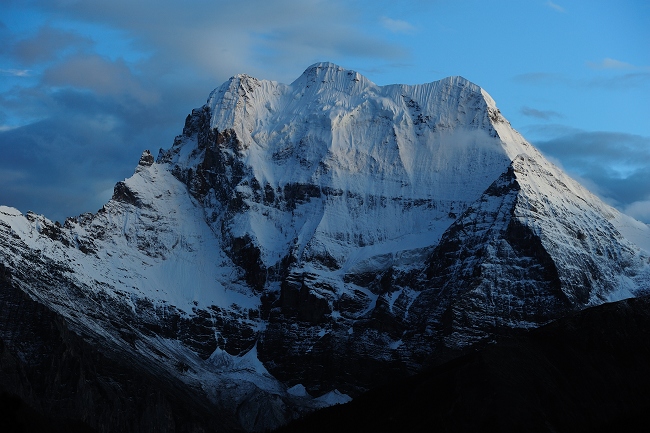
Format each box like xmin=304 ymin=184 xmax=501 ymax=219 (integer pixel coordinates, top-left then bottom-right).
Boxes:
xmin=1 ymin=63 xmax=649 ymax=432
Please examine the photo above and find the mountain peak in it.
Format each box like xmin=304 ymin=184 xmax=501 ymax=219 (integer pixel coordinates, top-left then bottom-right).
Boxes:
xmin=437 ymin=74 xmax=476 ymax=87
xmin=290 ymin=61 xmax=372 ymax=92
xmin=138 ymin=149 xmax=154 ymax=167
xmin=3 ymin=63 xmax=650 ymax=433
xmin=299 ymin=62 xmax=355 ymax=80
xmin=302 ymin=61 xmax=346 ymax=74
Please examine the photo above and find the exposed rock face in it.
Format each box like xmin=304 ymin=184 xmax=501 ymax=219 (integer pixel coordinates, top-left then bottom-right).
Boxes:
xmin=139 ymin=149 xmax=155 ymax=167
xmin=1 ymin=63 xmax=649 ymax=431
xmin=0 ymin=265 xmax=240 ymax=433
xmin=275 ymin=295 xmax=650 ymax=433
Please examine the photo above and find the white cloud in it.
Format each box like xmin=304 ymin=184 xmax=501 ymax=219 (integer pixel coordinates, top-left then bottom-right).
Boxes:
xmin=0 ymin=69 xmax=32 ymax=77
xmin=42 ymin=54 xmax=160 ymax=106
xmin=624 ymin=199 xmax=650 ymax=224
xmin=33 ymin=0 xmax=408 ymax=84
xmin=545 ymin=1 xmax=565 ymax=13
xmin=380 ymin=17 xmax=416 ymax=34
xmin=588 ymin=58 xmax=638 ymax=70
xmin=532 ymin=130 xmax=650 ymax=223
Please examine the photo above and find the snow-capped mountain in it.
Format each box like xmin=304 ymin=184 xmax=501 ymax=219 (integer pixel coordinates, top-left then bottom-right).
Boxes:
xmin=1 ymin=62 xmax=649 ymax=432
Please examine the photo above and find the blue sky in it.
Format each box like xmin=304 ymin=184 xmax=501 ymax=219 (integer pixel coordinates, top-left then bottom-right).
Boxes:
xmin=1 ymin=0 xmax=649 ymax=223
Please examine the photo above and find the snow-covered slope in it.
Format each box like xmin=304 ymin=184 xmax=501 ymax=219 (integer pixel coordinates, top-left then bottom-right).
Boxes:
xmin=1 ymin=62 xmax=649 ymax=431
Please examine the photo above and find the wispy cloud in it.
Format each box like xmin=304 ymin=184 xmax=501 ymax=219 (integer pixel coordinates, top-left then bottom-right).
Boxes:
xmin=545 ymin=1 xmax=565 ymax=13
xmin=31 ymin=0 xmax=409 ymax=84
xmin=589 ymin=72 xmax=650 ymax=90
xmin=521 ymin=106 xmax=563 ymax=120
xmin=380 ymin=17 xmax=416 ymax=34
xmin=624 ymin=199 xmax=650 ymax=224
xmin=0 ymin=0 xmax=414 ymax=221
xmin=0 ymin=68 xmax=32 ymax=77
xmin=42 ymin=54 xmax=160 ymax=106
xmin=11 ymin=25 xmax=94 ymax=66
xmin=583 ymin=59 xmax=650 ymax=90
xmin=587 ymin=58 xmax=646 ymax=70
xmin=513 ymin=72 xmax=567 ymax=85
xmin=532 ymin=129 xmax=650 ymax=222
xmin=535 ymin=131 xmax=650 ymax=171
xmin=514 ymin=69 xmax=650 ymax=90
xmin=0 ymin=168 xmax=27 ymax=183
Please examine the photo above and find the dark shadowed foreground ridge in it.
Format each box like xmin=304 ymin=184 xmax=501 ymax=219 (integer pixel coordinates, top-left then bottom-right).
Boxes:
xmin=276 ymin=296 xmax=650 ymax=433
